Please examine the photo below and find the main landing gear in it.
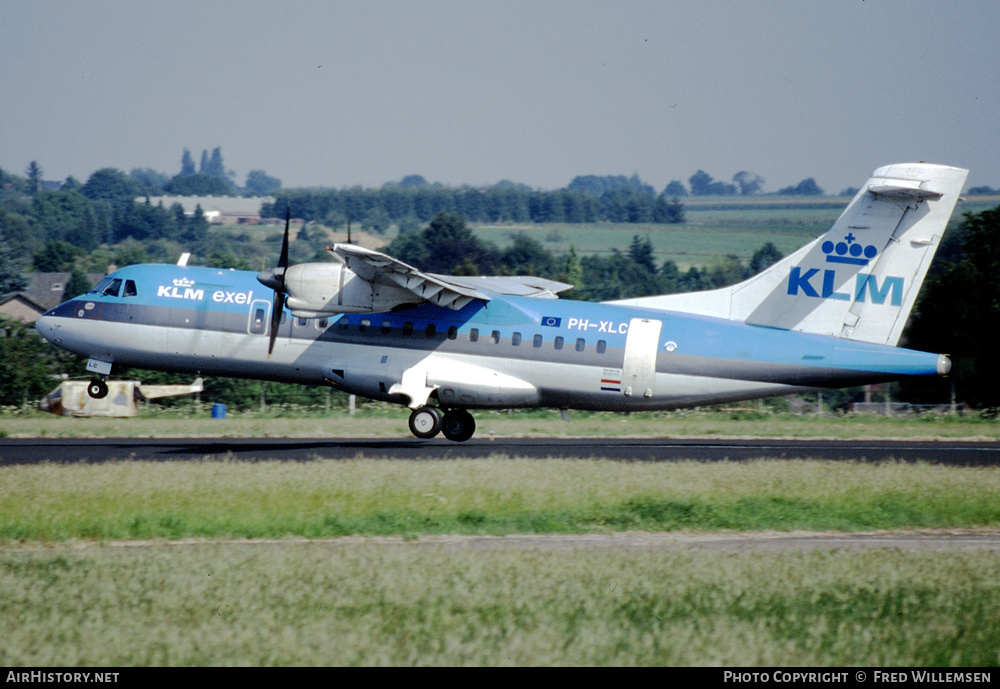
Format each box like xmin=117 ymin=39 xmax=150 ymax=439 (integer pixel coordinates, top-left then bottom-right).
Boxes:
xmin=408 ymin=406 xmax=476 ymax=442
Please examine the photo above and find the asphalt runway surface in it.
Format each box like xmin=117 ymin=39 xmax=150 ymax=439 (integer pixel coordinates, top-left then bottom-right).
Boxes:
xmin=2 ymin=436 xmax=999 ymax=465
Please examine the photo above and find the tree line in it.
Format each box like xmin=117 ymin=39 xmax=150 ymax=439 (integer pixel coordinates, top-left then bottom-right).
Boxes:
xmin=261 ymin=181 xmax=686 ymax=229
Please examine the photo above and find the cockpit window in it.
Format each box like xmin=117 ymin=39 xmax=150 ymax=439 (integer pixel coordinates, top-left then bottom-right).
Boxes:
xmin=101 ymin=278 xmax=123 ymax=297
xmin=88 ymin=277 xmax=114 ymax=295
xmin=123 ymin=280 xmax=138 ymax=297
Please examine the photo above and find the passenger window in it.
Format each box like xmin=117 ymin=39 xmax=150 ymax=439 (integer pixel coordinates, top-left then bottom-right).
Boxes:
xmin=575 ymin=338 xmax=585 ymax=352
xmin=381 ymin=320 xmax=392 ymax=334
xmin=337 ymin=317 xmax=349 ymax=330
xmin=511 ymin=332 xmax=521 ymax=346
xmin=403 ymin=322 xmax=414 ymax=336
xmin=533 ymin=334 xmax=543 ymax=348
xmin=123 ymin=280 xmax=138 ymax=297
xmin=297 ymin=318 xmax=309 ymax=327
xmin=359 ymin=318 xmax=370 ymax=332
xmin=447 ymin=326 xmax=458 ymax=340
xmin=317 ymin=318 xmax=328 ymax=329
xmin=469 ymin=328 xmax=479 ymax=342
xmin=490 ymin=330 xmax=501 ymax=344
xmin=597 ymin=339 xmax=607 ymax=354
xmin=425 ymin=324 xmax=436 ymax=338
xmin=554 ymin=336 xmax=564 ymax=350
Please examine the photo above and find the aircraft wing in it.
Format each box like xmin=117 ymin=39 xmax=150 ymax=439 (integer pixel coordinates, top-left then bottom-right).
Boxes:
xmin=330 ymin=243 xmax=490 ymax=310
xmin=431 ymin=274 xmax=573 ymax=299
xmin=329 ymin=244 xmax=573 ymax=308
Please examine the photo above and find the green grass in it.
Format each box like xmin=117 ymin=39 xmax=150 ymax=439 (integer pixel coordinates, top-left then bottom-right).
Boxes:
xmin=3 ymin=458 xmax=1000 ymax=542
xmin=3 ymin=457 xmax=999 ymax=665
xmin=1 ymin=543 xmax=998 ymax=665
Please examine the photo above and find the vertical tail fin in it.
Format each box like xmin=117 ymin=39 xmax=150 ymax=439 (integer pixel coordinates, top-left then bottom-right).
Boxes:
xmin=610 ymin=163 xmax=968 ymax=346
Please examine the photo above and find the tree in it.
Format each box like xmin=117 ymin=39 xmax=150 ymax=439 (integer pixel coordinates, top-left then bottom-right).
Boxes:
xmin=34 ymin=240 xmax=83 ymax=272
xmin=164 ymin=173 xmax=232 ymax=196
xmin=707 ymin=255 xmax=746 ymax=288
xmin=746 ymin=241 xmax=783 ymax=277
xmin=502 ymin=234 xmax=555 ymax=277
xmin=62 ymin=267 xmax=93 ymax=301
xmin=628 ymin=235 xmax=657 ymax=274
xmin=0 ymin=230 xmax=29 ymax=298
xmin=130 ymin=168 xmax=170 ymax=193
xmin=558 ymin=245 xmax=584 ymax=294
xmin=778 ymin=178 xmax=824 ymax=196
xmin=203 ymin=147 xmax=225 ymax=178
xmin=733 ymin=171 xmax=764 ymax=196
xmin=245 ymin=170 xmax=281 ymax=196
xmin=663 ymin=180 xmax=687 ymax=196
xmin=24 ymin=161 xmax=43 ymax=197
xmin=397 ymin=175 xmax=429 ymax=188
xmin=688 ymin=170 xmax=736 ymax=196
xmin=653 ymin=194 xmax=685 ymax=224
xmin=81 ymin=168 xmax=143 ymax=207
xmin=388 ymin=212 xmax=498 ymax=275
xmin=31 ymin=189 xmax=95 ymax=244
xmin=904 ymin=204 xmax=1000 ymax=407
xmin=0 ymin=316 xmax=61 ymax=406
xmin=180 ymin=149 xmax=196 ymax=176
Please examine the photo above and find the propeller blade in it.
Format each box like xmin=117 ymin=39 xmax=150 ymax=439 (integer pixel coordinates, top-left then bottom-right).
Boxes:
xmin=268 ymin=292 xmax=284 ymax=356
xmin=278 ymin=207 xmax=290 ymax=271
xmin=266 ymin=208 xmax=291 ymax=357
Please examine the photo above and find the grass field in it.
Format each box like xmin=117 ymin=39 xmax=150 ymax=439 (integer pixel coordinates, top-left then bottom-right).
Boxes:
xmin=2 ymin=456 xmax=1000 ymax=665
xmin=3 ymin=543 xmax=998 ymax=666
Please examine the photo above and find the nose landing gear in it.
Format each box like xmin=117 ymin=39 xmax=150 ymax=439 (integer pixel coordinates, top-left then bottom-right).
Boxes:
xmin=407 ymin=406 xmax=476 ymax=442
xmin=87 ymin=378 xmax=109 ymax=399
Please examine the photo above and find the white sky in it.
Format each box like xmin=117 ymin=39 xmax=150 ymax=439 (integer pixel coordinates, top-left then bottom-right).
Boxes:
xmin=2 ymin=0 xmax=998 ymax=194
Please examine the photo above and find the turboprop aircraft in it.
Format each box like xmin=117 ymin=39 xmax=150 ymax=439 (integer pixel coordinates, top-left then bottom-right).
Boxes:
xmin=35 ymin=162 xmax=967 ymax=441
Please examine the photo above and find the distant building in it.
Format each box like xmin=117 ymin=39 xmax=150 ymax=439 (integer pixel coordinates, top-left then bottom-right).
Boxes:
xmin=138 ymin=196 xmax=274 ymax=225
xmin=0 ymin=272 xmax=106 ymax=324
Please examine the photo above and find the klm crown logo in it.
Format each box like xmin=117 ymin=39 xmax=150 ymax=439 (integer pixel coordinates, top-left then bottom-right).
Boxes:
xmin=822 ymin=233 xmax=878 ymax=266
xmin=173 ymin=277 xmax=196 ymax=288
xmin=787 ymin=233 xmax=903 ymax=307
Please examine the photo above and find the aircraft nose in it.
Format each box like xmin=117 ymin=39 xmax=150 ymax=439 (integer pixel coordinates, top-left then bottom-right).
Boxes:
xmin=35 ymin=314 xmax=60 ymax=344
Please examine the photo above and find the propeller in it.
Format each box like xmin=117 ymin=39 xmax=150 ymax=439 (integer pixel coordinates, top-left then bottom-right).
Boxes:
xmin=256 ymin=208 xmax=291 ymax=356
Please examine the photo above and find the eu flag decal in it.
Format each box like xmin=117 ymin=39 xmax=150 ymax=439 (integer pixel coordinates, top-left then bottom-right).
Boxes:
xmin=541 ymin=316 xmax=561 ymax=327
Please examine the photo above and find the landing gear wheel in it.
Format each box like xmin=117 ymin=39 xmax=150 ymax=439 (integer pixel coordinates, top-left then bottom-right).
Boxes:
xmin=88 ymin=379 xmax=109 ymax=399
xmin=408 ymin=406 xmax=443 ymax=439
xmin=441 ymin=409 xmax=476 ymax=442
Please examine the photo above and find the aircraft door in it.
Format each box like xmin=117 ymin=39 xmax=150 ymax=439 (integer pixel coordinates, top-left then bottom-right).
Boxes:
xmin=622 ymin=317 xmax=662 ymax=398
xmin=248 ymin=299 xmax=270 ymax=335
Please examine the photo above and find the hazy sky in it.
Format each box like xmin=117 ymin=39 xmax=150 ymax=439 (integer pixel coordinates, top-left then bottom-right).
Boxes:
xmin=3 ymin=0 xmax=998 ymax=194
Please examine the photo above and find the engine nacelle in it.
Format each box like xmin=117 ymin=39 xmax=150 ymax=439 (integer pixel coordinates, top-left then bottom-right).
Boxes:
xmin=281 ymin=262 xmax=415 ymax=316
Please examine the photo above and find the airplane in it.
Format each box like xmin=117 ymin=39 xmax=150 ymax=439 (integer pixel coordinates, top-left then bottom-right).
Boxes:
xmin=35 ymin=162 xmax=968 ymax=441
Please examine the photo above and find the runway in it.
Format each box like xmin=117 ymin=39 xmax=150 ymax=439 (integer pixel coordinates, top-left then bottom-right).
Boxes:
xmin=2 ymin=436 xmax=999 ymax=465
